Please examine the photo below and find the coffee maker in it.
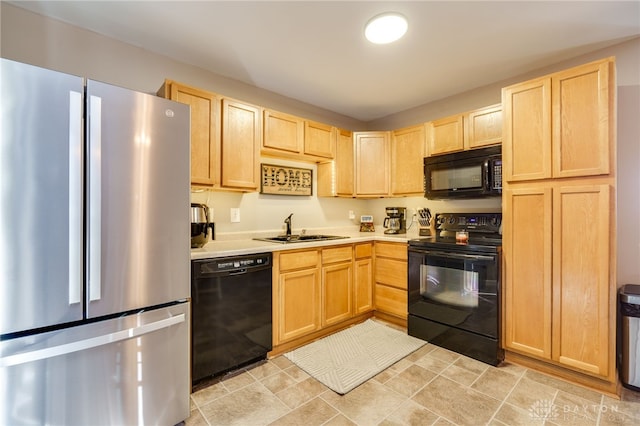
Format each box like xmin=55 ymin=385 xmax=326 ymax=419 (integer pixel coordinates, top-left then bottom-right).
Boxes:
xmin=383 ymin=207 xmax=406 ymax=234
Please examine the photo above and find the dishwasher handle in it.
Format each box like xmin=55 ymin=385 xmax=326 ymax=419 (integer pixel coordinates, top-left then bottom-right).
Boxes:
xmin=194 ymin=254 xmax=273 ymax=278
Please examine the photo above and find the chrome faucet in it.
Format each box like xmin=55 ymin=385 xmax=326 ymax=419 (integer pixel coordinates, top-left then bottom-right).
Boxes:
xmin=284 ymin=213 xmax=293 ymax=238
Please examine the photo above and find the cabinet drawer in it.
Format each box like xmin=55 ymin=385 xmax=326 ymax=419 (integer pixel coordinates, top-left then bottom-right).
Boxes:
xmin=279 ymin=250 xmax=319 ymax=271
xmin=322 ymin=245 xmax=353 ymax=264
xmin=375 ymin=242 xmax=407 ymax=260
xmin=355 ymin=243 xmax=372 ymax=259
xmin=375 ymin=284 xmax=407 ymax=319
xmin=375 ymin=258 xmax=407 ymax=289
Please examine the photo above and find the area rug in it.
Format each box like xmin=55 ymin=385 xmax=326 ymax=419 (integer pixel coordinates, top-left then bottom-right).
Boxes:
xmin=284 ymin=319 xmax=426 ymax=394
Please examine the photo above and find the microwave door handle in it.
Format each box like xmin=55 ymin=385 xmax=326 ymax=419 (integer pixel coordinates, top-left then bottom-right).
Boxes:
xmin=427 ymin=251 xmax=495 ymax=261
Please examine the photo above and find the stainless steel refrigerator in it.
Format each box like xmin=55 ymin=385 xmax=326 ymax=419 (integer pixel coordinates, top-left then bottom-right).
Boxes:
xmin=0 ymin=58 xmax=191 ymax=425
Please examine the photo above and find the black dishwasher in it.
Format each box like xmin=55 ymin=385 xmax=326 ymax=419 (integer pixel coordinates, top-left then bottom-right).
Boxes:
xmin=191 ymin=253 xmax=272 ymax=386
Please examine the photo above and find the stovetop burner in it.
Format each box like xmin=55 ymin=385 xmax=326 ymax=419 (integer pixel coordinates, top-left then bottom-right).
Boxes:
xmin=409 ymin=212 xmax=502 ymax=253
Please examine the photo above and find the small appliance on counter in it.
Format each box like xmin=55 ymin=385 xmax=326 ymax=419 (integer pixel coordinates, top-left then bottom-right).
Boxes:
xmin=383 ymin=207 xmax=407 ymax=234
xmin=417 ymin=208 xmax=432 ymax=236
xmin=359 ymin=215 xmax=375 ymax=232
xmin=191 ymin=203 xmax=214 ymax=248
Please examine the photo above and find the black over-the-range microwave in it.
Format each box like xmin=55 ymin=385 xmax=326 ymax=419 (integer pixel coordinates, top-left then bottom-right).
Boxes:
xmin=423 ymin=145 xmax=502 ymax=199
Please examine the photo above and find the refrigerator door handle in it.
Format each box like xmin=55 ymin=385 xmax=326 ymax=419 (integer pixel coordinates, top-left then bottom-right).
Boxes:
xmin=0 ymin=313 xmax=185 ymax=368
xmin=68 ymin=90 xmax=83 ymax=305
xmin=88 ymin=95 xmax=102 ymax=302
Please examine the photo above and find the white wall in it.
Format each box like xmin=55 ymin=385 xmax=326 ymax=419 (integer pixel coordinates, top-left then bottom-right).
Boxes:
xmin=2 ymin=3 xmax=638 ymax=285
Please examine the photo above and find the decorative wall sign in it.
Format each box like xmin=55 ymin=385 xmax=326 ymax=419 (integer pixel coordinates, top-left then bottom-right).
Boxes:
xmin=260 ymin=163 xmax=313 ymax=196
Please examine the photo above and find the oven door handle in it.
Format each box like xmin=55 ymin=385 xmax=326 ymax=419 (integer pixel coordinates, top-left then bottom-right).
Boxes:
xmin=426 ymin=251 xmax=495 ymax=261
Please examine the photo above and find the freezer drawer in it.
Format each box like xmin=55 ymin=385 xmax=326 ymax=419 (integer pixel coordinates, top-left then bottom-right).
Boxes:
xmin=1 ymin=302 xmax=190 ymax=426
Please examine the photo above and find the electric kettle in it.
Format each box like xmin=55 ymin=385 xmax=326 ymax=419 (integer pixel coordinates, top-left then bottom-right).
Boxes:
xmin=191 ymin=203 xmax=214 ymax=248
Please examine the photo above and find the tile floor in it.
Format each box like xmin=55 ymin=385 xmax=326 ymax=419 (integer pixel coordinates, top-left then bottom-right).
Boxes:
xmin=186 ymin=327 xmax=640 ymax=426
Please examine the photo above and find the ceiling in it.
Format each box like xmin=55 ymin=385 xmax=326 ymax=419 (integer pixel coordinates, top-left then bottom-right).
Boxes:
xmin=10 ymin=1 xmax=640 ymax=122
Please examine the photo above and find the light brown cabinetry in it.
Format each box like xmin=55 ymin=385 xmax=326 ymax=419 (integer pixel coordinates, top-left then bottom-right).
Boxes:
xmin=157 ymin=80 xmax=219 ymax=187
xmin=354 ymin=243 xmax=374 ymax=314
xmin=503 ymin=59 xmax=612 ymax=182
xmin=158 ymin=80 xmax=261 ymax=191
xmin=321 ymin=246 xmax=353 ymax=326
xmin=354 ymin=131 xmax=390 ymax=197
xmin=221 ymin=98 xmax=262 ymax=190
xmin=427 ymin=115 xmax=464 ymax=155
xmin=501 ymin=57 xmax=616 ymax=393
xmin=304 ymin=120 xmax=335 ymax=158
xmin=426 ymin=104 xmax=502 ymax=156
xmin=262 ymin=109 xmax=336 ymax=161
xmin=391 ymin=124 xmax=426 ymax=196
xmin=263 ymin=109 xmax=304 ymax=155
xmin=272 ymin=243 xmax=374 ymax=352
xmin=274 ymin=249 xmax=320 ymax=344
xmin=317 ymin=128 xmax=354 ymax=197
xmin=374 ymin=241 xmax=408 ymax=324
xmin=503 ymin=183 xmax=613 ymax=378
xmin=467 ymin=104 xmax=503 ymax=149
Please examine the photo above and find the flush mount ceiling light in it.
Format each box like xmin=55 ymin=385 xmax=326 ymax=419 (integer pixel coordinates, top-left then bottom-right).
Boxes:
xmin=364 ymin=12 xmax=408 ymax=44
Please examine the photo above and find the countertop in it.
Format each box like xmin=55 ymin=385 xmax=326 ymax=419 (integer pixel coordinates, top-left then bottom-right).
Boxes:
xmin=190 ymin=227 xmax=422 ymax=260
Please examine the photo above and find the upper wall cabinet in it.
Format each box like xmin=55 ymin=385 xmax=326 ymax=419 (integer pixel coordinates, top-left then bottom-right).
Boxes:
xmin=262 ymin=109 xmax=336 ymax=162
xmin=426 ymin=103 xmax=502 ymax=156
xmin=391 ymin=124 xmax=426 ymax=196
xmin=304 ymin=120 xmax=335 ymax=159
xmin=220 ymin=98 xmax=262 ymax=191
xmin=158 ymin=80 xmax=261 ymax=192
xmin=427 ymin=114 xmax=464 ymax=155
xmin=263 ymin=109 xmax=304 ymax=155
xmin=502 ymin=58 xmax=613 ymax=182
xmin=157 ymin=80 xmax=219 ymax=187
xmin=317 ymin=128 xmax=354 ymax=197
xmin=354 ymin=131 xmax=390 ymax=197
xmin=467 ymin=104 xmax=502 ymax=149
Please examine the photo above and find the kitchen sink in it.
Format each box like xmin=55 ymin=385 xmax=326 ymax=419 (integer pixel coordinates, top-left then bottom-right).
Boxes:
xmin=254 ymin=234 xmax=349 ymax=244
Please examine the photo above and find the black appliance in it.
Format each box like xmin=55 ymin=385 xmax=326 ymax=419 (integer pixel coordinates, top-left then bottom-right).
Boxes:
xmin=408 ymin=212 xmax=504 ymax=366
xmin=424 ymin=145 xmax=502 ymax=199
xmin=191 ymin=253 xmax=272 ymax=386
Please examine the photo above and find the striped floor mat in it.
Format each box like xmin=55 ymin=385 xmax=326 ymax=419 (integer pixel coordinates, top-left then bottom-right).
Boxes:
xmin=284 ymin=319 xmax=426 ymax=394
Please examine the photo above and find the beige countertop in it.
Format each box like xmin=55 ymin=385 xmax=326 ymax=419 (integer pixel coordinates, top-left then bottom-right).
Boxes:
xmin=190 ymin=227 xmax=422 ymax=260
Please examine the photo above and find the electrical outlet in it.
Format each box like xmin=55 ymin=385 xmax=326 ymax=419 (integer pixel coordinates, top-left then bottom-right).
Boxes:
xmin=230 ymin=208 xmax=240 ymax=223
xmin=348 ymin=210 xmax=355 ymax=220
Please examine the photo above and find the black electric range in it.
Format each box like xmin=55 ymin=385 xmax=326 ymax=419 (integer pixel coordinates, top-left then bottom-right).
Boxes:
xmin=407 ymin=212 xmax=504 ymax=366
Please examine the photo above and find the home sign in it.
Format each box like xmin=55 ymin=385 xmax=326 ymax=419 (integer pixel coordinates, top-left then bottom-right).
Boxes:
xmin=260 ymin=163 xmax=312 ymax=196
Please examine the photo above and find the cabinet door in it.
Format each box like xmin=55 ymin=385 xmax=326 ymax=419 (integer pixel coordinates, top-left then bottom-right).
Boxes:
xmin=168 ymin=82 xmax=219 ymax=187
xmin=304 ymin=120 xmax=335 ymax=159
xmin=221 ymin=99 xmax=261 ymax=190
xmin=263 ymin=109 xmax=303 ymax=154
xmin=466 ymin=104 xmax=502 ymax=149
xmin=503 ymin=186 xmax=552 ymax=359
xmin=552 ymin=184 xmax=611 ymax=377
xmin=278 ymin=268 xmax=320 ymax=342
xmin=322 ymin=262 xmax=353 ymax=326
xmin=552 ymin=60 xmax=612 ymax=178
xmin=427 ymin=115 xmax=464 ymax=155
xmin=354 ymin=257 xmax=373 ymax=314
xmin=335 ymin=129 xmax=354 ymax=196
xmin=502 ymin=78 xmax=552 ymax=182
xmin=391 ymin=124 xmax=425 ymax=196
xmin=354 ymin=132 xmax=390 ymax=196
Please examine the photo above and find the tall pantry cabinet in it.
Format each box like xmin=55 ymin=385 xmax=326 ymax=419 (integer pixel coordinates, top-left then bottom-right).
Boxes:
xmin=501 ymin=57 xmax=617 ymax=393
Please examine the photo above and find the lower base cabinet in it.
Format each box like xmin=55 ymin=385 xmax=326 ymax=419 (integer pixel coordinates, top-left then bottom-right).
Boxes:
xmin=374 ymin=241 xmax=408 ymax=324
xmin=503 ymin=180 xmax=616 ymax=393
xmin=275 ymin=250 xmax=320 ymax=343
xmin=272 ymin=243 xmax=374 ymax=353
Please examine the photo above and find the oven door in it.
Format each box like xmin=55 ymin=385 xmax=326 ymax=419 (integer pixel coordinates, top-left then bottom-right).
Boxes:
xmin=408 ymin=248 xmax=499 ymax=338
